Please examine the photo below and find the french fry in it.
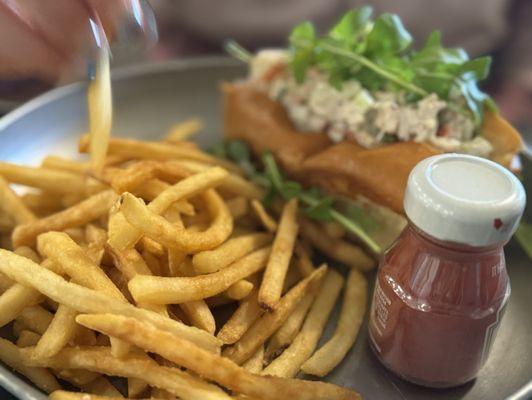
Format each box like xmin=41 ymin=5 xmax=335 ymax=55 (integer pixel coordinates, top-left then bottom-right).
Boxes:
xmin=0 ymin=338 xmax=60 ymax=393
xmin=38 ymin=232 xmax=132 ymax=356
xmin=110 ymin=161 xmax=158 ymax=194
xmin=223 ymin=265 xmax=326 ymax=364
xmin=0 ymin=283 xmax=43 ymax=327
xmin=16 ymin=330 xmax=41 ymax=347
xmin=24 ymin=346 xmax=231 ymax=400
xmin=250 ymin=200 xmax=277 ymax=232
xmin=0 ymin=212 xmax=14 ymax=233
xmin=226 ymin=280 xmax=254 ymax=300
xmin=41 ymin=156 xmax=90 ymax=174
xmin=128 ymin=247 xmax=270 ymax=305
xmin=242 ymin=345 xmax=264 ymax=374
xmin=265 ymin=292 xmax=314 ymax=359
xmin=0 ymin=162 xmax=89 ymax=194
xmin=216 ymin=290 xmax=263 ymax=345
xmin=63 ymin=227 xmax=86 ymax=245
xmin=12 ymin=190 xmax=117 ymax=247
xmin=32 ymin=304 xmax=79 ymax=359
xmin=75 ymin=314 xmax=361 ymax=400
xmin=110 ymin=167 xmax=229 ymax=250
xmin=193 ymin=232 xmax=271 ymax=274
xmin=301 ymin=269 xmax=367 ymax=376
xmin=294 ymin=242 xmax=315 ymax=277
xmin=87 ymin=41 xmax=112 ymax=173
xmin=16 ymin=305 xmax=53 ymax=334
xmin=258 ymin=199 xmax=298 ymax=310
xmin=79 ymin=135 xmax=239 ymax=173
xmin=21 ymin=192 xmax=64 ymax=216
xmin=321 ymin=221 xmax=346 ymax=239
xmin=174 ymin=259 xmax=216 ymax=334
xmin=0 ymin=250 xmax=221 ymax=352
xmin=0 ymin=176 xmax=36 ymax=224
xmin=299 ymin=218 xmax=375 ymax=271
xmin=226 ymin=196 xmax=248 ymax=219
xmin=165 ymin=160 xmax=263 ymax=199
xmin=164 ymin=118 xmax=203 ymax=142
xmin=262 ymin=269 xmax=344 ymax=378
xmin=49 ymin=391 xmax=125 ymax=400
xmin=54 ymin=368 xmax=100 ymax=387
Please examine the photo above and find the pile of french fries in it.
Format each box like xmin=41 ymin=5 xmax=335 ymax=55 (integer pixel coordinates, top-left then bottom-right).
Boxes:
xmin=0 ymin=118 xmax=371 ymax=400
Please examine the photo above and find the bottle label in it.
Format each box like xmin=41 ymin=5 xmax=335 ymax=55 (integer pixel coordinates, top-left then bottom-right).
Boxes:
xmin=481 ymin=285 xmax=510 ymax=365
xmin=370 ymin=278 xmax=391 ymax=339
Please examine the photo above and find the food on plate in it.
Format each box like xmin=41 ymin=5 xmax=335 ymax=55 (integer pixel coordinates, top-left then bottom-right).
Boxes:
xmin=0 ymin=110 xmax=366 ymax=398
xmin=222 ymin=7 xmax=523 ymax=252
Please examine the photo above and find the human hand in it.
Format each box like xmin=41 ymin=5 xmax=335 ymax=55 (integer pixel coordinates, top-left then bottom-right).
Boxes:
xmin=0 ymin=0 xmax=140 ymax=82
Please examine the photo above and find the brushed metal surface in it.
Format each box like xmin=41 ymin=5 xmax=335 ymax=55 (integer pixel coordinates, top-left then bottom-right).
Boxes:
xmin=0 ymin=57 xmax=530 ymax=400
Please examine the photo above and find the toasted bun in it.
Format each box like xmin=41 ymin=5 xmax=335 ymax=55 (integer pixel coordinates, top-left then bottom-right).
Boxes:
xmin=223 ymin=84 xmax=522 ymax=214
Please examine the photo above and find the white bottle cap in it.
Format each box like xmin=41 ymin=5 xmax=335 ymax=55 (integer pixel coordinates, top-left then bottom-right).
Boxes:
xmin=404 ymin=154 xmax=526 ymax=247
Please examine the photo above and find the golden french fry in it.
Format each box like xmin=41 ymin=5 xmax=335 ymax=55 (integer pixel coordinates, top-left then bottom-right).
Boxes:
xmin=163 ymin=159 xmax=266 ymax=198
xmin=63 ymin=227 xmax=86 ymax=245
xmin=0 ymin=212 xmax=14 ymax=233
xmin=38 ymin=231 xmax=133 ymax=356
xmin=16 ymin=330 xmax=41 ymax=347
xmin=262 ymin=269 xmax=344 ymax=378
xmin=226 ymin=196 xmax=248 ymax=219
xmin=129 ymin=247 xmax=270 ymax=305
xmin=294 ymin=242 xmax=315 ymax=277
xmin=41 ymin=156 xmax=90 ymax=174
xmin=0 ymin=338 xmax=60 ymax=393
xmin=258 ymin=199 xmax=299 ymax=310
xmin=20 ymin=191 xmax=64 ymax=216
xmin=49 ymin=390 xmax=125 ymax=400
xmin=12 ymin=190 xmax=117 ymax=247
xmin=79 ymin=135 xmax=239 ymax=173
xmin=0 ymin=176 xmax=36 ymax=224
xmin=87 ymin=45 xmax=112 ymax=173
xmin=110 ymin=161 xmax=158 ymax=194
xmin=299 ymin=218 xmax=375 ymax=271
xmin=265 ymin=292 xmax=314 ymax=359
xmin=0 ymin=162 xmax=89 ymax=194
xmin=226 ymin=280 xmax=254 ymax=300
xmin=75 ymin=313 xmax=361 ymax=400
xmin=301 ymin=269 xmax=367 ymax=376
xmin=0 ymin=283 xmax=43 ymax=327
xmin=321 ymin=221 xmax=346 ymax=239
xmin=0 ymin=250 xmax=221 ymax=352
xmin=110 ymin=167 xmax=228 ymax=250
xmin=54 ymin=368 xmax=100 ymax=387
xmin=174 ymin=259 xmax=216 ymax=334
xmin=25 ymin=346 xmax=231 ymax=400
xmin=16 ymin=305 xmax=53 ymax=334
xmin=193 ymin=232 xmax=271 ymax=274
xmin=216 ymin=290 xmax=263 ymax=345
xmin=242 ymin=345 xmax=264 ymax=374
xmin=250 ymin=200 xmax=277 ymax=232
xmin=223 ymin=265 xmax=326 ymax=364
xmin=164 ymin=118 xmax=203 ymax=142
xmin=32 ymin=305 xmax=79 ymax=359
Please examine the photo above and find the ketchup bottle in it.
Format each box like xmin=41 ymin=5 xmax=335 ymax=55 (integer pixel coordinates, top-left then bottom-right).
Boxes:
xmin=368 ymin=154 xmax=526 ymax=388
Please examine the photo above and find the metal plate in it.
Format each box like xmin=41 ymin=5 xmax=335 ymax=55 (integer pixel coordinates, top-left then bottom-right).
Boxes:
xmin=0 ymin=57 xmax=530 ymax=400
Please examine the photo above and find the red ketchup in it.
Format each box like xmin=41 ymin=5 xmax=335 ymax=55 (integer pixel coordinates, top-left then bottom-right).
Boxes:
xmin=369 ymin=154 xmax=526 ymax=388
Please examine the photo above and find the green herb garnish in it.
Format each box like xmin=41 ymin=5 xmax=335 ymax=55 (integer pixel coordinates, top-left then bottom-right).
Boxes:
xmin=288 ymin=7 xmax=495 ymax=126
xmin=217 ymin=139 xmax=381 ymax=254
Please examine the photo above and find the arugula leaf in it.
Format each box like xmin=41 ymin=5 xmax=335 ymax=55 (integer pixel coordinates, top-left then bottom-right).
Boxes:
xmin=283 ymin=8 xmax=495 ymax=127
xmin=289 ymin=22 xmax=316 ymax=83
xmin=329 ymin=7 xmax=373 ymax=51
xmin=216 ymin=141 xmax=381 ymax=254
xmin=366 ymin=13 xmax=412 ymax=55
